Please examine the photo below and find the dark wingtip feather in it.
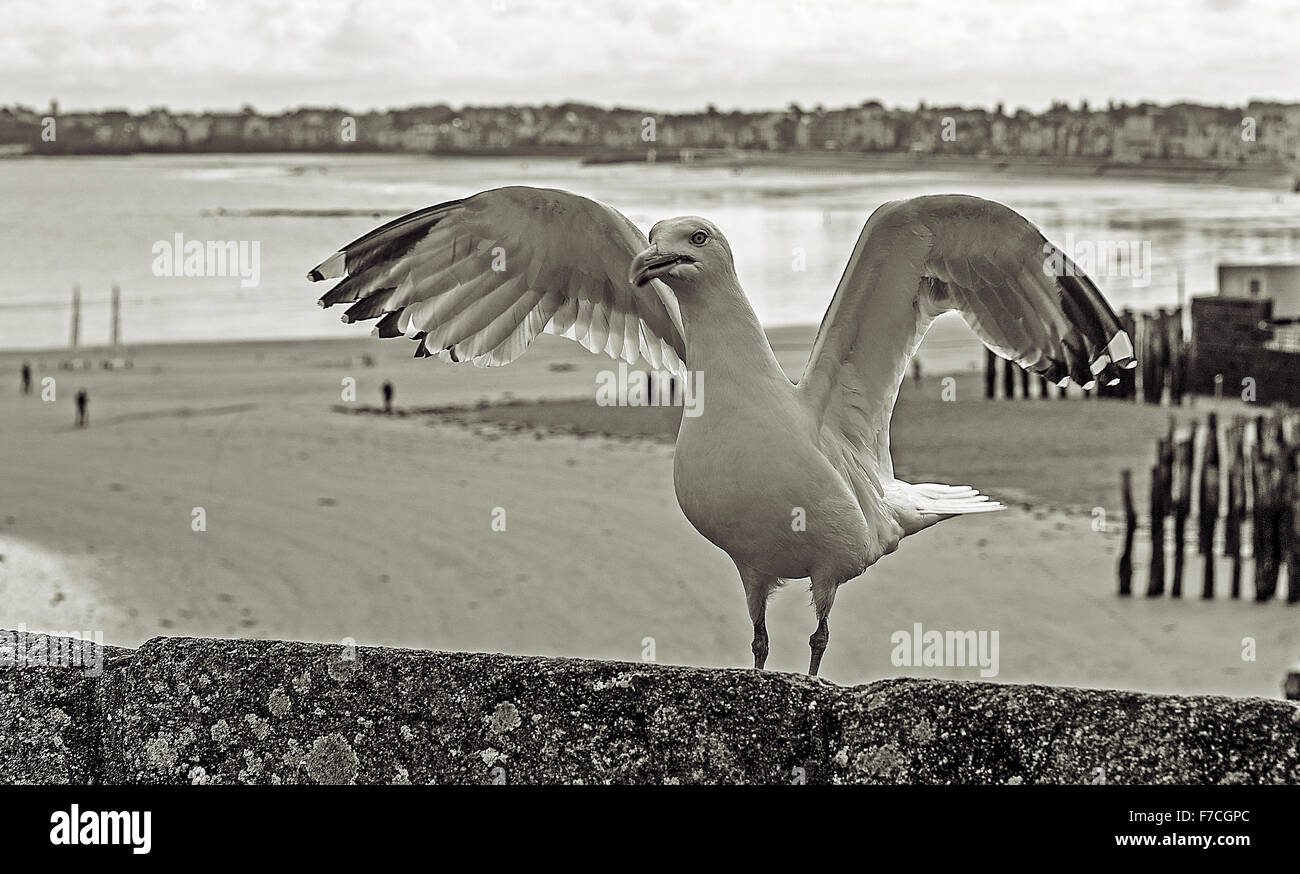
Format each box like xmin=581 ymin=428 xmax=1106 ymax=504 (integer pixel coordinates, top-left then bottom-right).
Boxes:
xmin=342 ymin=288 xmax=399 ymax=324
xmin=307 ymin=251 xmax=346 ymax=283
xmin=374 ymin=309 xmax=405 ymax=339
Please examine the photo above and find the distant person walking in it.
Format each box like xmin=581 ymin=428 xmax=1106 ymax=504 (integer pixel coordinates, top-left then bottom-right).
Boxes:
xmin=75 ymin=389 xmax=88 ymax=428
xmin=382 ymin=381 xmax=394 ymax=414
xmin=20 ymin=361 xmax=32 ymax=395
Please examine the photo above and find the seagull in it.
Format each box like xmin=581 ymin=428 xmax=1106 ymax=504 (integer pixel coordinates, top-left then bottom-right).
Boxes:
xmin=309 ymin=187 xmax=1134 ymax=676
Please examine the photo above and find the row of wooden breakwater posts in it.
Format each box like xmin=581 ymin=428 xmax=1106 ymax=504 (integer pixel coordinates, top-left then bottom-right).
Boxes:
xmin=984 ymin=307 xmax=1187 ymax=403
xmin=1117 ymin=409 xmax=1300 ymax=602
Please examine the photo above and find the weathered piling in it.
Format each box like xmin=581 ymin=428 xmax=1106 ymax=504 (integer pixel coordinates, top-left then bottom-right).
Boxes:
xmin=1119 ymin=469 xmax=1136 ymax=596
xmin=1281 ymin=422 xmax=1299 ymax=604
xmin=1002 ymin=356 xmax=1016 ymax=399
xmin=1225 ymin=418 xmax=1246 ymax=599
xmin=984 ymin=348 xmax=997 ymax=400
xmin=1168 ymin=309 xmax=1187 ymax=407
xmin=1251 ymin=418 xmax=1281 ymax=601
xmin=1170 ymin=423 xmax=1195 ymax=597
xmin=1119 ymin=309 xmax=1138 ymax=401
xmin=1146 ymin=435 xmax=1172 ymax=597
xmin=1140 ymin=313 xmax=1162 ymax=405
xmin=1285 ymin=452 xmax=1300 ymax=603
xmin=1198 ymin=413 xmax=1220 ymax=599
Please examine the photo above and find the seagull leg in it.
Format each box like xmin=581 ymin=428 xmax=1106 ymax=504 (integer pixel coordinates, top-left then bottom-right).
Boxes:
xmin=808 ymin=617 xmax=830 ymax=676
xmin=808 ymin=578 xmax=838 ymax=676
xmin=736 ymin=561 xmax=779 ymax=670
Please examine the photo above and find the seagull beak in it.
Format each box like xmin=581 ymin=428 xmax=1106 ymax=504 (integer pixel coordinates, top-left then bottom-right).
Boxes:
xmin=630 ymin=245 xmax=694 ymax=287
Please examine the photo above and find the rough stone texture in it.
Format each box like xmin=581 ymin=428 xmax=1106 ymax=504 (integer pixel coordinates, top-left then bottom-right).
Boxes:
xmin=0 ymin=631 xmax=130 ymax=784
xmin=4 ymin=631 xmax=1300 ymax=784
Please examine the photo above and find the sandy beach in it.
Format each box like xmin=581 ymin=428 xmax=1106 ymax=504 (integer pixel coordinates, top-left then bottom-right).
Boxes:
xmin=2 ymin=325 xmax=1297 ymax=698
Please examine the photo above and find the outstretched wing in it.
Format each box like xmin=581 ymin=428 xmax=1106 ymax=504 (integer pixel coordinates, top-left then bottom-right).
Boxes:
xmin=308 ymin=186 xmax=686 ymax=374
xmin=799 ymin=194 xmax=1134 ymax=482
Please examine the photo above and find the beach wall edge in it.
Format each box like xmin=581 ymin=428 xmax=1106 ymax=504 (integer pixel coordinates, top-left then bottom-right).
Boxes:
xmin=3 ymin=631 xmax=1298 ymax=785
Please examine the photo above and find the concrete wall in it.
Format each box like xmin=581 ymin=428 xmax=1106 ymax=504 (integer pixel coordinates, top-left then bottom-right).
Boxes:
xmin=2 ymin=631 xmax=1299 ymax=785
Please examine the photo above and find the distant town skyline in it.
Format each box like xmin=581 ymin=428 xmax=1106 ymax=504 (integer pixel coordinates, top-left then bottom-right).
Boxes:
xmin=3 ymin=0 xmax=1297 ymax=114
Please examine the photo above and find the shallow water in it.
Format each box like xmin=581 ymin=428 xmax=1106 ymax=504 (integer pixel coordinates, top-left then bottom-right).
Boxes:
xmin=2 ymin=153 xmax=1299 ymax=351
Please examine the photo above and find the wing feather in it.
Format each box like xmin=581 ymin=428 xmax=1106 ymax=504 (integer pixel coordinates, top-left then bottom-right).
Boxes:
xmin=309 ymin=186 xmax=687 ymax=372
xmin=800 ymin=194 xmax=1134 ymax=484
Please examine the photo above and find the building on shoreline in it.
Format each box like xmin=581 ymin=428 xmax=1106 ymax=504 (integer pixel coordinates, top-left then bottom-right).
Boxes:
xmin=1 ymin=98 xmax=1296 ymax=174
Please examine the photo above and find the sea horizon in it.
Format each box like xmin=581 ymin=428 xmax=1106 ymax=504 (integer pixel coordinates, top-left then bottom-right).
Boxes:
xmin=3 ymin=151 xmax=1300 ymax=353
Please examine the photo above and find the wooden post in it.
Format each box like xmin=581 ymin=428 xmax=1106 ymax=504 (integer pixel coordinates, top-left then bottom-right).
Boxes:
xmin=1147 ymin=460 xmax=1166 ymax=596
xmin=1120 ymin=309 xmax=1137 ymax=401
xmin=1039 ymin=374 xmax=1050 ymax=399
xmin=1140 ymin=313 xmax=1158 ymax=405
xmin=984 ymin=348 xmax=997 ymax=400
xmin=69 ymin=284 xmax=81 ymax=353
xmin=1002 ymin=357 xmax=1016 ymax=400
xmin=1279 ymin=420 xmax=1300 ymax=604
xmin=1252 ymin=420 xmax=1280 ymax=602
xmin=1169 ymin=306 xmax=1186 ymax=407
xmin=110 ymin=282 xmax=121 ymax=353
xmin=1019 ymin=366 xmax=1030 ymax=400
xmin=1147 ymin=434 xmax=1173 ymax=597
xmin=1164 ymin=309 xmax=1175 ymax=408
xmin=1199 ymin=412 xmax=1220 ymax=599
xmin=1286 ymin=446 xmax=1300 ymax=604
xmin=1171 ymin=422 xmax=1195 ymax=598
xmin=1225 ymin=418 xmax=1245 ymax=599
xmin=1119 ymin=469 xmax=1136 ymax=596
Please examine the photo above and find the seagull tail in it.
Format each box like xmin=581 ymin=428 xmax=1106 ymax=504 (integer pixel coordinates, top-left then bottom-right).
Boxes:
xmin=887 ymin=480 xmax=1005 ymax=536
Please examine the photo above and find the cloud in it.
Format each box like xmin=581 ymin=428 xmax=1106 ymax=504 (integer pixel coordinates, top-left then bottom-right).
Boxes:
xmin=1 ymin=0 xmax=1296 ymax=112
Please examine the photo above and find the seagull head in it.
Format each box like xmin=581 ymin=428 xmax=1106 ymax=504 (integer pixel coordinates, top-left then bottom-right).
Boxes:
xmin=630 ymin=217 xmax=734 ymax=290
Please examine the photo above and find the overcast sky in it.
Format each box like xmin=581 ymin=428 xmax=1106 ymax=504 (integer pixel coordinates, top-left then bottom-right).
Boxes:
xmin=3 ymin=0 xmax=1297 ymax=113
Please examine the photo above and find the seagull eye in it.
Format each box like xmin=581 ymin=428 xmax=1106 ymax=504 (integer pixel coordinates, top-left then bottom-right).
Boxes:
xmin=689 ymin=230 xmax=709 ymax=246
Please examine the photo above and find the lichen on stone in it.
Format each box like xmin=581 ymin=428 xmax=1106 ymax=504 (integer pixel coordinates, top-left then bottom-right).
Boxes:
xmin=209 ymin=718 xmax=232 ymax=745
xmin=245 ymin=713 xmax=271 ymax=741
xmin=267 ymin=689 xmax=291 ymax=718
xmin=306 ymin=733 xmax=359 ymax=785
xmin=490 ymin=702 xmax=522 ymax=734
xmin=143 ymin=731 xmax=179 ymax=771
